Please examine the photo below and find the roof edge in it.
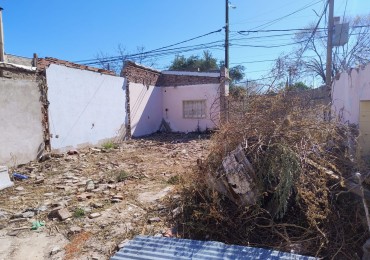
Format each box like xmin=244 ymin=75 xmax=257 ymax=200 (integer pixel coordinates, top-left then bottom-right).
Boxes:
xmin=38 ymin=57 xmax=116 ymax=76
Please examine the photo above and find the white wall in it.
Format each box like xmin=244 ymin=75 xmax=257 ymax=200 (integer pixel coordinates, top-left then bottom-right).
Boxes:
xmin=46 ymin=64 xmax=126 ymax=151
xmin=129 ymin=83 xmax=163 ymax=137
xmin=162 ymin=84 xmax=220 ymax=132
xmin=0 ymin=78 xmax=44 ymax=165
xmin=332 ymin=64 xmax=370 ymax=124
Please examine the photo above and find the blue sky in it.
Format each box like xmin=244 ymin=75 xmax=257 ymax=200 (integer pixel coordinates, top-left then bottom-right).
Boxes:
xmin=1 ymin=0 xmax=369 ymax=81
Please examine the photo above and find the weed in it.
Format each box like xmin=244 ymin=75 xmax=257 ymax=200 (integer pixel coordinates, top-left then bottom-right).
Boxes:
xmin=101 ymin=141 xmax=118 ymax=149
xmin=115 ymin=170 xmax=130 ymax=182
xmin=73 ymin=208 xmax=85 ymax=218
xmin=167 ymin=175 xmax=182 ymax=185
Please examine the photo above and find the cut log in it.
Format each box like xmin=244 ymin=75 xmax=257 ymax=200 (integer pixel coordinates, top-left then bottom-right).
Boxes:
xmin=208 ymin=145 xmax=259 ymax=206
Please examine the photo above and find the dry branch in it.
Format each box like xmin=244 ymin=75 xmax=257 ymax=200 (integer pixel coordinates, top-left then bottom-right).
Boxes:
xmin=170 ymin=92 xmax=370 ymax=259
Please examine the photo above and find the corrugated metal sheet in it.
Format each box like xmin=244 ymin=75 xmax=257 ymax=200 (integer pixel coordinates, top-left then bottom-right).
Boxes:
xmin=111 ymin=235 xmax=316 ymax=260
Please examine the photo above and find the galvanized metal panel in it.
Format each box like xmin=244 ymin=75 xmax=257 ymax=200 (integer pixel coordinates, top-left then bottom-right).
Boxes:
xmin=111 ymin=236 xmax=316 ymax=260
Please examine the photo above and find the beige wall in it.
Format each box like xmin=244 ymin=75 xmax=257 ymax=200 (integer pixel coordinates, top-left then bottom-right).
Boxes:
xmin=0 ymin=78 xmax=44 ymax=166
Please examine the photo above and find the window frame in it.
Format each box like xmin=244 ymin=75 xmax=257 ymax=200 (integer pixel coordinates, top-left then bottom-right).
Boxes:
xmin=182 ymin=99 xmax=207 ymax=119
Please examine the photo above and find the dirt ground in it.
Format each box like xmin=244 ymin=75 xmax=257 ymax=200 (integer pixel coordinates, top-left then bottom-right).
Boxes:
xmin=0 ymin=133 xmax=210 ymax=260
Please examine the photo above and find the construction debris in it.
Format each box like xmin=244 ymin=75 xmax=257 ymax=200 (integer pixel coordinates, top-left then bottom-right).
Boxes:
xmin=0 ymin=166 xmax=14 ymax=190
xmin=0 ymin=133 xmax=209 ymax=260
xmin=48 ymin=207 xmax=72 ymax=221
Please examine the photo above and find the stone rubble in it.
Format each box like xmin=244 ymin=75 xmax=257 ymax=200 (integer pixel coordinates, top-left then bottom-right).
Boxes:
xmin=0 ymin=133 xmax=209 ymax=260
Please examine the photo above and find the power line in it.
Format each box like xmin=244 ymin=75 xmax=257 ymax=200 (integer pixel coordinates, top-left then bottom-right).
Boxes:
xmin=74 ymin=28 xmax=222 ymax=64
xmin=230 ymin=0 xmax=306 ymax=25
xmin=236 ymin=25 xmax=370 ymax=34
xmin=230 ymin=55 xmax=315 ymax=65
xmin=238 ymin=28 xmax=326 ymax=34
xmin=297 ymin=0 xmax=329 ymax=60
xmin=231 ymin=40 xmax=306 ymax=48
xmin=77 ymin=34 xmax=309 ymax=65
xmin=74 ymin=23 xmax=369 ymax=66
xmin=248 ymin=0 xmax=323 ymax=31
xmin=239 ymin=2 xmax=329 ymax=87
xmin=80 ymin=43 xmax=225 ymax=66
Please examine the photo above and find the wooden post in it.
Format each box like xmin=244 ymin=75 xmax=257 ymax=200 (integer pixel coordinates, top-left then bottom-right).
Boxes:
xmin=220 ymin=67 xmax=229 ymax=124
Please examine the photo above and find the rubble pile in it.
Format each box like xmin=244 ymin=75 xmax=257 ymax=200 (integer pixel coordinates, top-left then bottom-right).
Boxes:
xmin=0 ymin=133 xmax=209 ymax=260
xmin=171 ymin=94 xmax=370 ymax=259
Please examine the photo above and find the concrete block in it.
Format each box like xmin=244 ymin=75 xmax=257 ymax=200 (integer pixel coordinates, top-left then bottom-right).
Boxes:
xmin=0 ymin=166 xmax=14 ymax=190
xmin=48 ymin=207 xmax=72 ymax=221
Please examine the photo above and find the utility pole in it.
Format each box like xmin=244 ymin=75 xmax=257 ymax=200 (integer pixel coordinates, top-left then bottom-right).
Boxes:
xmin=225 ymin=0 xmax=229 ymax=70
xmin=0 ymin=7 xmax=4 ymax=77
xmin=325 ymin=0 xmax=334 ymax=105
xmin=0 ymin=7 xmax=5 ymax=62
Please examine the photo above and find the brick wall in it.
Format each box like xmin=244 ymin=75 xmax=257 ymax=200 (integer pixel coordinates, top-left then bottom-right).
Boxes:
xmin=158 ymin=74 xmax=220 ymax=87
xmin=122 ymin=61 xmax=221 ymax=87
xmin=122 ymin=61 xmax=161 ymax=86
xmin=38 ymin=58 xmax=116 ymax=76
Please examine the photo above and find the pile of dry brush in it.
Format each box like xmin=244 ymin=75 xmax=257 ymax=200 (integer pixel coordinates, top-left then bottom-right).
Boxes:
xmin=169 ymin=93 xmax=370 ymax=259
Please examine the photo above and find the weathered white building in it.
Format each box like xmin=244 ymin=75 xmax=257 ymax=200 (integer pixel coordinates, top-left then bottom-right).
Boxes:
xmin=122 ymin=62 xmax=227 ymax=138
xmin=332 ymin=63 xmax=370 ymax=155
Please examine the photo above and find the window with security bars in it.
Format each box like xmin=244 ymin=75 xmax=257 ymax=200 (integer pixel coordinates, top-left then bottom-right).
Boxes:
xmin=183 ymin=100 xmax=206 ymax=119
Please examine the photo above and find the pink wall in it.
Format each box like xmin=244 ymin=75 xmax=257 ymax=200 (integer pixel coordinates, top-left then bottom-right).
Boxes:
xmin=162 ymin=84 xmax=220 ymax=132
xmin=128 ymin=69 xmax=223 ymax=136
xmin=332 ymin=64 xmax=370 ymax=124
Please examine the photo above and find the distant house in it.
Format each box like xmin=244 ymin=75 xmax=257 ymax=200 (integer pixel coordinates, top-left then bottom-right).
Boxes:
xmin=332 ymin=63 xmax=370 ymax=156
xmin=122 ymin=61 xmax=228 ymax=137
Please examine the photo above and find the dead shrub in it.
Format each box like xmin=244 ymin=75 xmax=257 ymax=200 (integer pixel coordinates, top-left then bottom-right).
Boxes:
xmin=168 ymin=93 xmax=369 ymax=259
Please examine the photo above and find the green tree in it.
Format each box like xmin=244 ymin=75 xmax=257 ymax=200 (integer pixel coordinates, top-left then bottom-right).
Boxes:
xmin=229 ymin=65 xmax=245 ymax=84
xmin=168 ymin=51 xmax=246 ymax=90
xmin=169 ymin=50 xmax=218 ymax=72
xmin=286 ymin=81 xmax=310 ymax=91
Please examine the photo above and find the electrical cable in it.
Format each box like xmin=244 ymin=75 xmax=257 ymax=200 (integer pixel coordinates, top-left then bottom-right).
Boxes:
xmin=74 ymin=28 xmax=223 ymax=64
xmin=296 ymin=0 xmax=329 ymax=61
xmin=247 ymin=0 xmax=323 ymax=31
xmin=74 ymin=24 xmax=369 ymax=66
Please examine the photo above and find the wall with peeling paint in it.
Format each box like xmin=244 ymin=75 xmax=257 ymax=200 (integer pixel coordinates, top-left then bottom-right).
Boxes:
xmin=332 ymin=64 xmax=370 ymax=124
xmin=0 ymin=78 xmax=44 ymax=165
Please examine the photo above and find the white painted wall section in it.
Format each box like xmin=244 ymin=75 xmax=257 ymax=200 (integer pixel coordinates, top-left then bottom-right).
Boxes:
xmin=46 ymin=64 xmax=126 ymax=150
xmin=129 ymin=83 xmax=163 ymax=137
xmin=162 ymin=84 xmax=220 ymax=132
xmin=332 ymin=64 xmax=370 ymax=124
xmin=0 ymin=79 xmax=44 ymax=165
